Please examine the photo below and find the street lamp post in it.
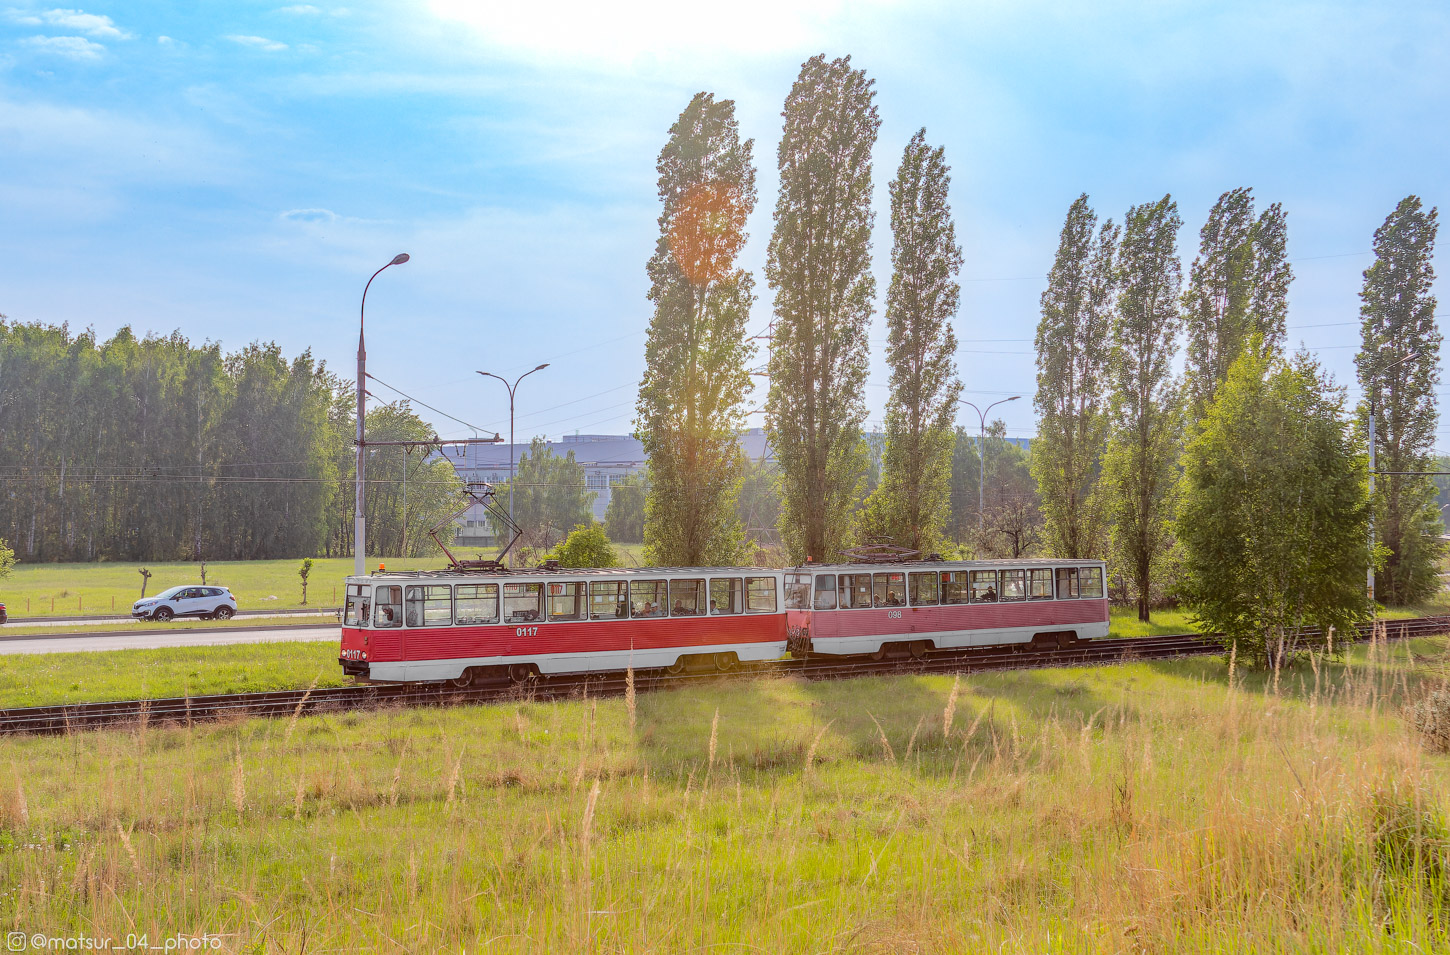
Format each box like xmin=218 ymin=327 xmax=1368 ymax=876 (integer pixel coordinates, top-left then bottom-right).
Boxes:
xmin=476 ymin=364 xmax=550 ymax=529
xmin=958 ymin=396 xmax=1021 ymax=533
xmin=355 ymin=253 xmax=410 ymax=578
xmin=1367 ymin=350 xmax=1420 ymax=606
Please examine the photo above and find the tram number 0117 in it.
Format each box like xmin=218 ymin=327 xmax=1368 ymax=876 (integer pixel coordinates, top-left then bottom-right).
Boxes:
xmin=516 ymin=626 xmax=539 ymax=638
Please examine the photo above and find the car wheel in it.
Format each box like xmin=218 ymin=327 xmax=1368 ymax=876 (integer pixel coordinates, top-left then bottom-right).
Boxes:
xmin=153 ymin=607 xmax=174 ymax=622
xmin=214 ymin=606 xmax=234 ymax=621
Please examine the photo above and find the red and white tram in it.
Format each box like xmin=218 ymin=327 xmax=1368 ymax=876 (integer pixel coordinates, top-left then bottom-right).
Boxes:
xmin=783 ymin=559 xmax=1109 ymax=658
xmin=338 ymin=567 xmax=787 ymax=684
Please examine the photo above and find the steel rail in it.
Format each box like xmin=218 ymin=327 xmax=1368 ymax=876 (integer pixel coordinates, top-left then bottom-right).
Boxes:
xmin=1 ymin=616 xmax=1445 ymax=737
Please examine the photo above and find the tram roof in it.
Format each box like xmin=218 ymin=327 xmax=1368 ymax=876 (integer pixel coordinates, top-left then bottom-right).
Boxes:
xmin=346 ymin=565 xmax=783 ymax=584
xmin=791 ymin=558 xmax=1107 ymax=572
xmin=345 ymin=557 xmax=1103 ymax=585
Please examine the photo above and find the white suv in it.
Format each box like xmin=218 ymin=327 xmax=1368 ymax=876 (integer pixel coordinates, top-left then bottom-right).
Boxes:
xmin=132 ymin=586 xmax=238 ymax=622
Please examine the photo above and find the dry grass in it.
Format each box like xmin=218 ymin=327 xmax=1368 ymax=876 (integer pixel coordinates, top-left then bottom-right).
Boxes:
xmin=0 ymin=637 xmax=1447 ymax=952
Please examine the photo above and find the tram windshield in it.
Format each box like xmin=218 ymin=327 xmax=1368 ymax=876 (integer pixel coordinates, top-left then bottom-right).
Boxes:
xmin=784 ymin=574 xmax=810 ymax=610
xmin=343 ymin=584 xmax=370 ymax=627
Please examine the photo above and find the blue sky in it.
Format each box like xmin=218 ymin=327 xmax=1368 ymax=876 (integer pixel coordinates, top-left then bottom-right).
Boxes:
xmin=1 ymin=1 xmax=1446 ymax=446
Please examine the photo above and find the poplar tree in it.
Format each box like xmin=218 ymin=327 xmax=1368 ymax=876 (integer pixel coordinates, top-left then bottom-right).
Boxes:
xmin=1103 ymin=195 xmax=1184 ymax=622
xmin=765 ymin=54 xmax=880 ymax=562
xmin=862 ymin=129 xmax=962 ymax=553
xmin=1183 ymin=187 xmax=1292 ymax=413
xmin=1356 ymin=196 xmax=1442 ymax=604
xmin=1031 ymin=195 xmax=1117 ymax=560
xmin=636 ymin=92 xmax=757 ymax=566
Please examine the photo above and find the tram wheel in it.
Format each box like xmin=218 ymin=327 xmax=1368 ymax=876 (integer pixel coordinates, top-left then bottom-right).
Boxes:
xmin=908 ymin=640 xmax=927 ymax=660
xmin=450 ymin=667 xmax=478 ymax=689
xmin=508 ymin=664 xmax=536 ymax=683
xmin=713 ymin=652 xmax=737 ymax=672
xmin=665 ymin=656 xmax=689 ymax=676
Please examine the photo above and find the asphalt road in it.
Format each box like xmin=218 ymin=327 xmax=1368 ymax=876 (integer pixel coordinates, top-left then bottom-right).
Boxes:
xmin=0 ymin=625 xmax=340 ymax=655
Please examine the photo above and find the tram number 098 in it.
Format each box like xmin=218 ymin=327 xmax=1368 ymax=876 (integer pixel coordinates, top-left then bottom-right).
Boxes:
xmin=516 ymin=626 xmax=539 ymax=638
xmin=887 ymin=610 xmax=903 ymax=619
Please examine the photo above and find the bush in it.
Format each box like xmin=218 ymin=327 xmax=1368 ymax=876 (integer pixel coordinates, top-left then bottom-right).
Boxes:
xmin=547 ymin=523 xmax=619 ymax=569
xmin=1410 ymin=688 xmax=1450 ymax=753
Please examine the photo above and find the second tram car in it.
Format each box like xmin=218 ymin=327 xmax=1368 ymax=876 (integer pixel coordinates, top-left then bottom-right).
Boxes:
xmin=783 ymin=559 xmax=1109 ymax=658
xmin=339 ymin=566 xmax=788 ymax=684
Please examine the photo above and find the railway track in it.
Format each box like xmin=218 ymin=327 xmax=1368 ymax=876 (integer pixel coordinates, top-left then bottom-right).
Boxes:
xmin=1 ymin=615 xmax=1445 ymax=737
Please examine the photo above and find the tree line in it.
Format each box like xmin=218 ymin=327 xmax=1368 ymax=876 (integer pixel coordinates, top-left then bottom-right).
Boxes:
xmin=634 ymin=53 xmax=1440 ymax=639
xmin=0 ymin=321 xmax=461 ymax=562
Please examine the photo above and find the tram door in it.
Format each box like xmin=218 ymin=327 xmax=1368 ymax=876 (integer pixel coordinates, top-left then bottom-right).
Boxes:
xmin=810 ymin=574 xmax=839 ymax=639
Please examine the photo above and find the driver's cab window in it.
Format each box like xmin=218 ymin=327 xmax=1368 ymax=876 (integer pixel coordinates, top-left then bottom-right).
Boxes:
xmin=374 ymin=585 xmax=402 ymax=628
xmin=343 ymin=584 xmax=371 ymax=627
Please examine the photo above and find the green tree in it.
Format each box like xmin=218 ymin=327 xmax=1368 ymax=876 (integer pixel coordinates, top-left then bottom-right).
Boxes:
xmin=490 ymin=437 xmax=595 ymax=550
xmin=0 ymin=537 xmax=14 ymax=578
xmin=765 ymin=54 xmax=881 ymax=562
xmin=298 ymin=557 xmax=313 ymax=606
xmin=862 ymin=129 xmax=962 ymax=553
xmin=1183 ymin=187 xmax=1292 ymax=413
xmin=548 ymin=522 xmax=620 ymax=568
xmin=604 ymin=472 xmax=647 ymax=543
xmin=636 ymin=92 xmax=757 ymax=566
xmin=1032 ymin=195 xmax=1117 ymax=559
xmin=1103 ymin=195 xmax=1184 ymax=622
xmin=1356 ymin=196 xmax=1443 ymax=605
xmin=1178 ymin=345 xmax=1372 ymax=667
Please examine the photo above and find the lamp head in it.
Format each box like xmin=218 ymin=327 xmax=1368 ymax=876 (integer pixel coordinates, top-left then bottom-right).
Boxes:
xmin=534 ymin=363 xmax=550 ymax=371
xmin=390 ymin=253 xmax=410 ymax=266
xmin=1006 ymin=395 xmax=1021 ymax=401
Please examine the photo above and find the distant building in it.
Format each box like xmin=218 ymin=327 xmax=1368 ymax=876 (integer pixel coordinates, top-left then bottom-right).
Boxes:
xmin=437 ymin=428 xmax=774 ymax=547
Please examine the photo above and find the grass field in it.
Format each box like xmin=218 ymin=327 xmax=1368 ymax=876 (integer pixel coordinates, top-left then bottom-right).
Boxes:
xmin=0 ymin=636 xmax=1446 ymax=951
xmin=0 ymin=614 xmax=333 ymax=638
xmin=0 ymin=640 xmax=345 ymax=708
xmin=0 ymin=556 xmax=442 ymax=618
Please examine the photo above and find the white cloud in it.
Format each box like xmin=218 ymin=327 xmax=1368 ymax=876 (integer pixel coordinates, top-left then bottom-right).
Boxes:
xmin=427 ymin=0 xmax=886 ymax=67
xmin=278 ymin=4 xmax=320 ymax=13
xmin=226 ymin=34 xmax=288 ymax=52
xmin=41 ymin=8 xmax=130 ymax=38
xmin=279 ymin=208 xmax=338 ymax=223
xmin=22 ymin=35 xmax=104 ymax=59
xmin=157 ymin=35 xmax=172 ymax=45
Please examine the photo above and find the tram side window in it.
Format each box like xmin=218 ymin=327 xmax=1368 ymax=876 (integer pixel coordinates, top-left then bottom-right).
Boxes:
xmin=940 ymin=572 xmax=970 ymax=605
xmin=1055 ymin=568 xmax=1080 ymax=599
xmin=710 ymin=578 xmax=743 ymax=615
xmin=813 ymin=574 xmax=837 ymax=610
xmin=1028 ymin=569 xmax=1053 ymax=600
xmin=503 ymin=582 xmax=542 ymax=623
xmin=746 ymin=577 xmax=778 ymax=613
xmin=1000 ymin=569 xmax=1026 ymax=602
xmin=873 ymin=572 xmax=906 ymax=607
xmin=343 ymin=584 xmax=371 ymax=627
xmin=547 ymin=581 xmax=586 ymax=621
xmin=405 ymin=584 xmax=453 ymax=627
xmin=909 ymin=572 xmax=939 ymax=606
xmin=1079 ymin=566 xmax=1105 ymax=599
xmin=670 ymin=579 xmax=705 ymax=616
xmin=455 ymin=584 xmax=499 ymax=625
xmin=838 ymin=573 xmax=873 ymax=609
xmin=784 ymin=574 xmax=810 ymax=610
xmin=631 ymin=579 xmax=667 ymax=618
xmin=969 ymin=571 xmax=999 ymax=603
xmin=589 ymin=581 xmax=629 ymax=620
xmin=375 ymin=585 xmax=402 ymax=628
